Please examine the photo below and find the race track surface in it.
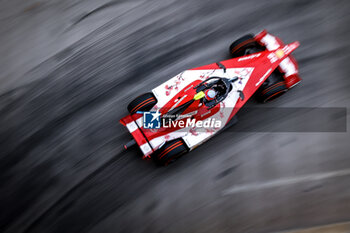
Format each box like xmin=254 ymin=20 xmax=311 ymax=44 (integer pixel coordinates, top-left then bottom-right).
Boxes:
xmin=1 ymin=0 xmax=350 ymax=232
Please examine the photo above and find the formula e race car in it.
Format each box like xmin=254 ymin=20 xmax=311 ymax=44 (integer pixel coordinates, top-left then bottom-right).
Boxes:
xmin=120 ymin=30 xmax=301 ymax=165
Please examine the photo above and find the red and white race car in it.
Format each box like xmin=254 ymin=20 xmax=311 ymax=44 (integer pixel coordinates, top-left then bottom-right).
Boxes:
xmin=120 ymin=30 xmax=301 ymax=165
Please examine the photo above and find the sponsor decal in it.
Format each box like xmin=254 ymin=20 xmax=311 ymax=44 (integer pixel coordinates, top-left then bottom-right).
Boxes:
xmin=267 ymin=53 xmax=278 ymax=63
xmin=169 ymin=95 xmax=187 ymax=111
xmin=256 ymin=68 xmax=272 ymax=86
xmin=261 ymin=34 xmax=280 ymax=50
xmin=184 ymin=85 xmax=194 ymax=92
xmin=279 ymin=57 xmax=297 ymax=76
xmin=275 ymin=49 xmax=285 ymax=59
xmin=238 ymin=53 xmax=261 ymax=61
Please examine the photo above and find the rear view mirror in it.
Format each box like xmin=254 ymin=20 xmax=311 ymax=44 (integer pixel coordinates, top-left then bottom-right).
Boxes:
xmin=238 ymin=90 xmax=245 ymax=101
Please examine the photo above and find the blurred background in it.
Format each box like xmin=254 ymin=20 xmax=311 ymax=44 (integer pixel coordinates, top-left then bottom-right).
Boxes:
xmin=0 ymin=0 xmax=350 ymax=232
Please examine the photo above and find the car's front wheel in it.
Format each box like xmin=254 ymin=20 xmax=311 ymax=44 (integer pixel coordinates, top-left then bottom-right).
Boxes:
xmin=256 ymin=71 xmax=288 ymax=103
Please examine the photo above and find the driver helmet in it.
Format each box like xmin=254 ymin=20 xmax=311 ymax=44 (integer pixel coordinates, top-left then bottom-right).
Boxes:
xmin=204 ymin=89 xmax=217 ymax=101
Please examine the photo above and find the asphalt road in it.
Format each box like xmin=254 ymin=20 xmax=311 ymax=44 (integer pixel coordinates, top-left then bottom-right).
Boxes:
xmin=1 ymin=0 xmax=350 ymax=233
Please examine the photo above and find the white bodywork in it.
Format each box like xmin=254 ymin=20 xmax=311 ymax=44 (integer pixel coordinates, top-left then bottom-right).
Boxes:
xmin=145 ymin=67 xmax=254 ymax=150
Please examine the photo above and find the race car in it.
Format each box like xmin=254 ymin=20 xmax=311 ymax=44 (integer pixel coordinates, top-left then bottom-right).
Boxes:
xmin=120 ymin=30 xmax=301 ymax=165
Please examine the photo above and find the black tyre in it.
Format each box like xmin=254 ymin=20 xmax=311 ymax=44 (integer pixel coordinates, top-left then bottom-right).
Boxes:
xmin=153 ymin=139 xmax=188 ymax=166
xmin=229 ymin=34 xmax=262 ymax=58
xmin=256 ymin=71 xmax=288 ymax=103
xmin=127 ymin=93 xmax=157 ymax=114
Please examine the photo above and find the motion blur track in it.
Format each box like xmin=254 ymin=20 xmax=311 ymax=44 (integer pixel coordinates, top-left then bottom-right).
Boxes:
xmin=0 ymin=0 xmax=350 ymax=233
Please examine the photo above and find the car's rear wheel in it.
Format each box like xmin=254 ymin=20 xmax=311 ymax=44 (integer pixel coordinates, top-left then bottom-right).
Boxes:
xmin=153 ymin=139 xmax=188 ymax=166
xmin=229 ymin=34 xmax=263 ymax=58
xmin=127 ymin=92 xmax=157 ymax=114
xmin=256 ymin=71 xmax=288 ymax=103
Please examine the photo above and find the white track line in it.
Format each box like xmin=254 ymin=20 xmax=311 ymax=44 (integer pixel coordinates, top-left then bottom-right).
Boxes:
xmin=222 ymin=169 xmax=350 ymax=196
